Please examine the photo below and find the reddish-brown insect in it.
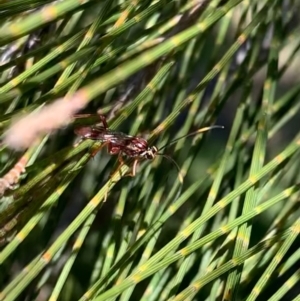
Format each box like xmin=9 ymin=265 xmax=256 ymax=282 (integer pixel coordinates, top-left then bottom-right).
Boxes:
xmin=74 ymin=114 xmax=223 ymax=179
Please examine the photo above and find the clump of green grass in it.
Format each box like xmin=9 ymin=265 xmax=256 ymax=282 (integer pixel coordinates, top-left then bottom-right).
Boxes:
xmin=0 ymin=1 xmax=300 ymax=300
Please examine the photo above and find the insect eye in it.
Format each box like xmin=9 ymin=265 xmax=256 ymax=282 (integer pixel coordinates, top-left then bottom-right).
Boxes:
xmin=146 ymin=152 xmax=154 ymax=159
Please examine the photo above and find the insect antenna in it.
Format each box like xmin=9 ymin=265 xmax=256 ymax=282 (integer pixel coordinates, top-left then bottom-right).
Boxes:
xmin=158 ymin=125 xmax=224 ymax=151
xmin=156 ymin=153 xmax=184 ymax=183
xmin=156 ymin=125 xmax=224 ymax=183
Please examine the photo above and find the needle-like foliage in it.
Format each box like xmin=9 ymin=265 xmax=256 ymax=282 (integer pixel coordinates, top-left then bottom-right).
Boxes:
xmin=0 ymin=0 xmax=300 ymax=300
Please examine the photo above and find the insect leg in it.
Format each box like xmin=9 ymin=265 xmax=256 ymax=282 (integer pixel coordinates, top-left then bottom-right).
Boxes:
xmin=98 ymin=115 xmax=108 ymax=129
xmin=117 ymin=153 xmax=125 ymax=165
xmin=131 ymin=159 xmax=139 ymax=177
xmin=104 ymin=157 xmax=139 ymax=201
xmin=90 ymin=141 xmax=109 ymax=158
xmin=103 ymin=144 xmax=122 ymax=201
xmin=104 ymin=151 xmax=124 ymax=202
xmin=121 ymin=159 xmax=139 ymax=178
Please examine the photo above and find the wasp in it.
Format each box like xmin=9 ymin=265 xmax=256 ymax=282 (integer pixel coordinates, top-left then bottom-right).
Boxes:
xmin=74 ymin=114 xmax=223 ymax=178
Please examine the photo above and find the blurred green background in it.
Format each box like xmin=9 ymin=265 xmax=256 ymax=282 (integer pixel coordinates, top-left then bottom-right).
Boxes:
xmin=0 ymin=1 xmax=300 ymax=300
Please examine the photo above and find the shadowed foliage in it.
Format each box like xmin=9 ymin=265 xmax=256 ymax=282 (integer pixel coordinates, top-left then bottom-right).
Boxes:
xmin=0 ymin=1 xmax=300 ymax=300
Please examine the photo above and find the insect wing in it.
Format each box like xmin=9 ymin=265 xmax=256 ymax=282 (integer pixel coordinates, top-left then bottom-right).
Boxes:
xmin=90 ymin=127 xmax=136 ymax=147
xmin=75 ymin=126 xmax=109 ymax=141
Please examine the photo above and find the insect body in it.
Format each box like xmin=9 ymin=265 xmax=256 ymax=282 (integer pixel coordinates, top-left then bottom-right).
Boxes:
xmin=74 ymin=115 xmax=158 ymax=176
xmin=74 ymin=114 xmax=223 ymax=177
